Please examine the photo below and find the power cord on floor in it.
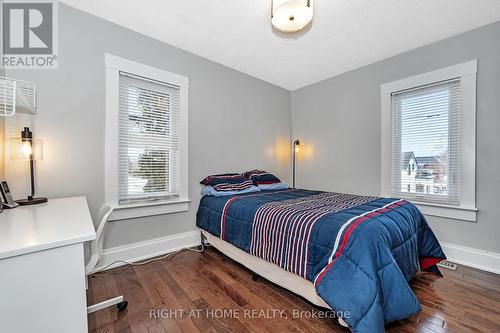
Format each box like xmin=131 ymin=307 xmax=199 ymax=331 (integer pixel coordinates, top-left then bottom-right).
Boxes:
xmin=91 ymin=243 xmax=205 ymax=275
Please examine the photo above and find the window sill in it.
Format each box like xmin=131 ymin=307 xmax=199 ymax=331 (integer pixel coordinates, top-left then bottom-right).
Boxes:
xmin=411 ymin=201 xmax=477 ymax=222
xmin=108 ymin=198 xmax=191 ymax=221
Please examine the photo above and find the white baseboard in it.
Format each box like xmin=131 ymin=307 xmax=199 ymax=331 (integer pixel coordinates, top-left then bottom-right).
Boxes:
xmin=92 ymin=230 xmax=499 ymax=276
xmin=441 ymin=242 xmax=500 ymax=275
xmin=93 ymin=230 xmax=201 ymax=272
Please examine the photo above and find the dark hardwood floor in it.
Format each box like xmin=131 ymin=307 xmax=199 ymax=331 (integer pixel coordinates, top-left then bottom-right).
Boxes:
xmin=87 ymin=247 xmax=500 ymax=333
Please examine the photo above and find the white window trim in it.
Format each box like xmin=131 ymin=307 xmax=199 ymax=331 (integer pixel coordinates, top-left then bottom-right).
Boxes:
xmin=381 ymin=60 xmax=477 ymax=222
xmin=105 ymin=54 xmax=189 ymax=219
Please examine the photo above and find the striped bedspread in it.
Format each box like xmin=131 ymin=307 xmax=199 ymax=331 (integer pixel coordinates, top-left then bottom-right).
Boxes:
xmin=196 ymin=189 xmax=445 ymax=333
xmin=249 ymin=192 xmax=376 ymax=278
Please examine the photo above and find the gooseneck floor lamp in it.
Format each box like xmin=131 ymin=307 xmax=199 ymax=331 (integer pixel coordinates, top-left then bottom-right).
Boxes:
xmin=292 ymin=139 xmax=300 ymax=188
xmin=11 ymin=127 xmax=47 ymax=205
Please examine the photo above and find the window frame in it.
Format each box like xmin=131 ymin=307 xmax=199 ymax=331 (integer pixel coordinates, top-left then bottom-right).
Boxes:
xmin=381 ymin=60 xmax=477 ymax=222
xmin=105 ymin=54 xmax=189 ymax=220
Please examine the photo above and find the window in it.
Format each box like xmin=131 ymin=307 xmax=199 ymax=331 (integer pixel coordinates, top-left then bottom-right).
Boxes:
xmin=392 ymin=80 xmax=460 ymax=204
xmin=105 ymin=54 xmax=189 ymax=219
xmin=118 ymin=73 xmax=179 ymax=203
xmin=381 ymin=61 xmax=477 ymax=221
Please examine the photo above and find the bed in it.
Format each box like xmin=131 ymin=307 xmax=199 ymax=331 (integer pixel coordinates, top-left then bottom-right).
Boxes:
xmin=196 ymin=188 xmax=446 ymax=333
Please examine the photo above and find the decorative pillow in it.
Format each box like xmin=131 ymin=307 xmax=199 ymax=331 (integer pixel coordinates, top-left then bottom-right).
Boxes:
xmin=200 ymin=174 xmax=254 ymax=192
xmin=201 ymin=185 xmax=260 ymax=197
xmin=257 ymin=182 xmax=289 ymax=191
xmin=243 ymin=169 xmax=281 ymax=185
xmin=200 ymin=173 xmax=239 ymax=185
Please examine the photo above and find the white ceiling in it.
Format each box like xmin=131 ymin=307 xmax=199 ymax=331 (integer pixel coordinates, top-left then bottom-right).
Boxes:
xmin=60 ymin=0 xmax=500 ymax=91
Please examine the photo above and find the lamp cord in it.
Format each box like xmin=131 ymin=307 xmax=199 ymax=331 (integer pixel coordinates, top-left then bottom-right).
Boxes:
xmin=90 ymin=243 xmax=206 ymax=275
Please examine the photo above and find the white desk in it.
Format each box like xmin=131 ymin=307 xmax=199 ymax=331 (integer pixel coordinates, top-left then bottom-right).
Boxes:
xmin=0 ymin=197 xmax=96 ymax=333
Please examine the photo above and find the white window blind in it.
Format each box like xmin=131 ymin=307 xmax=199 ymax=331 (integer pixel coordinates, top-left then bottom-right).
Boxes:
xmin=118 ymin=72 xmax=181 ymax=204
xmin=391 ymin=79 xmax=461 ymax=205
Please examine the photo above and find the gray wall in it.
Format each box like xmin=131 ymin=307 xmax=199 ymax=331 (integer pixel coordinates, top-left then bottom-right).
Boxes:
xmin=6 ymin=5 xmax=291 ymax=249
xmin=291 ymin=21 xmax=500 ymax=253
xmin=6 ymin=5 xmax=498 ymax=254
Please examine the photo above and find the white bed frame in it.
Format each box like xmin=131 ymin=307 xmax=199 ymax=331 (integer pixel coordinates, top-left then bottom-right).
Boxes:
xmin=201 ymin=230 xmax=349 ymax=328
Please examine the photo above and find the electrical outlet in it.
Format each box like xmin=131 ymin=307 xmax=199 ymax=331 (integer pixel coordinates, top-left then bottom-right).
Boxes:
xmin=437 ymin=261 xmax=458 ymax=271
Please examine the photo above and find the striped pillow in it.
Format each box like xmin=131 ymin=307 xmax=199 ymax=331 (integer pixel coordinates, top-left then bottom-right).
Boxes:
xmin=200 ymin=174 xmax=254 ymax=192
xmin=200 ymin=173 xmax=239 ymax=185
xmin=242 ymin=169 xmax=281 ymax=185
xmin=213 ymin=180 xmax=255 ymax=192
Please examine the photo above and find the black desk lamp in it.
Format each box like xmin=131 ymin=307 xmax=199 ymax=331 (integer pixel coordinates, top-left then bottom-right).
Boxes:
xmin=292 ymin=139 xmax=300 ymax=188
xmin=11 ymin=127 xmax=47 ymax=205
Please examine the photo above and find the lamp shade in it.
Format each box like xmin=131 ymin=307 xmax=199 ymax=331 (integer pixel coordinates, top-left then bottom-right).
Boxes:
xmin=10 ymin=138 xmax=43 ymax=161
xmin=8 ymin=127 xmax=47 ymax=205
xmin=271 ymin=0 xmax=313 ymax=33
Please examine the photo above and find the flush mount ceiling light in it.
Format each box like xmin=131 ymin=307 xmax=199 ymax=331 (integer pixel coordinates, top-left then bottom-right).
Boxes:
xmin=271 ymin=0 xmax=313 ymax=33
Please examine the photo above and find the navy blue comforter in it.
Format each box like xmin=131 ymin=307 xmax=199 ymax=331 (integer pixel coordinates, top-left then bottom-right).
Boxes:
xmin=196 ymin=189 xmax=445 ymax=332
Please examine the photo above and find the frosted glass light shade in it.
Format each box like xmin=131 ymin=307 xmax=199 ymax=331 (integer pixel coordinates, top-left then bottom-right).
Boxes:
xmin=10 ymin=138 xmax=43 ymax=161
xmin=271 ymin=0 xmax=313 ymax=33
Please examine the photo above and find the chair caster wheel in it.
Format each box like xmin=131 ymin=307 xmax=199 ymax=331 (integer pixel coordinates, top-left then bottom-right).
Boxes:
xmin=117 ymin=300 xmax=128 ymax=312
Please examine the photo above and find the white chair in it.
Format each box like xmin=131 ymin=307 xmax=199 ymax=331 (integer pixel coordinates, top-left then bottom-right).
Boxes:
xmin=86 ymin=204 xmax=128 ymax=314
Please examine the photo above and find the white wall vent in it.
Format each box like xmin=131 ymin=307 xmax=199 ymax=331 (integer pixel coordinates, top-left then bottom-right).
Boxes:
xmin=0 ymin=77 xmax=37 ymax=116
